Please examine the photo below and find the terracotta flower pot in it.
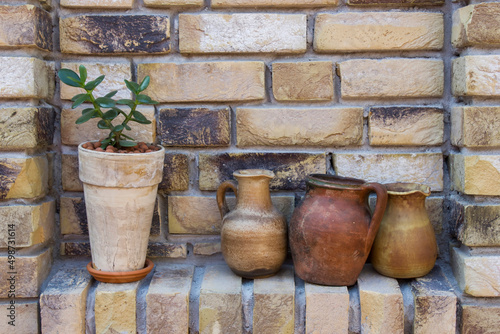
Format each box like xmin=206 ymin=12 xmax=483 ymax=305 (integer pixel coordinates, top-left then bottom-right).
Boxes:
xmin=78 ymin=143 xmax=165 ymax=276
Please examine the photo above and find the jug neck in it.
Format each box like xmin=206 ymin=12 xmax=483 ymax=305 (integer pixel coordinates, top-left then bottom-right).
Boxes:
xmin=235 ymin=176 xmax=273 ymax=211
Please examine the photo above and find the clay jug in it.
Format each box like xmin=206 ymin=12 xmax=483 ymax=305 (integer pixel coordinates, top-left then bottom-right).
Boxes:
xmin=370 ymin=183 xmax=437 ymax=279
xmin=289 ymin=174 xmax=387 ymax=286
xmin=217 ymin=169 xmax=287 ymax=279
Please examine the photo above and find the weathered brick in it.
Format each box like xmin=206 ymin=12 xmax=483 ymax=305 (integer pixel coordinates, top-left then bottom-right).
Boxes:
xmin=453 ymin=56 xmax=500 ymax=97
xmin=60 ymin=62 xmax=131 ymax=101
xmin=61 ymin=153 xmax=82 ymax=192
xmin=0 ymin=300 xmax=38 ymax=334
xmin=452 ymin=3 xmax=500 ymax=48
xmin=348 ymin=0 xmax=444 ymax=5
xmin=0 ymin=4 xmax=52 ymax=50
xmin=146 ymin=265 xmax=194 ymax=333
xmin=452 ymin=106 xmax=500 ymax=147
xmin=305 ymin=284 xmax=349 ymax=334
xmin=40 ymin=268 xmax=92 ymax=334
xmin=138 ymin=62 xmax=265 ymax=102
xmin=158 ymin=153 xmax=190 ymax=191
xmin=0 ymin=200 xmax=54 ymax=248
xmin=451 ymin=198 xmax=500 ymax=246
xmin=338 ymin=59 xmax=444 ymax=99
xmin=369 ymin=107 xmax=444 ymax=146
xmin=0 ymin=107 xmax=54 ymax=150
xmin=0 ymin=247 xmax=51 ymax=298
xmin=95 ymin=281 xmax=140 ymax=334
xmin=159 ymin=107 xmax=230 ymax=147
xmin=315 ymin=12 xmax=443 ymax=52
xmin=144 ymin=0 xmax=203 ymax=6
xmin=451 ymin=246 xmax=500 ymax=297
xmin=272 ymin=61 xmax=333 ymax=101
xmin=60 ymin=241 xmax=90 ymax=256
xmin=147 ymin=242 xmax=187 ymax=258
xmin=411 ymin=267 xmax=457 ymax=334
xmin=461 ymin=303 xmax=500 ymax=333
xmin=0 ymin=57 xmax=51 ymax=99
xmin=200 ymin=265 xmax=242 ymax=334
xmin=199 ymin=153 xmax=327 ymax=191
xmin=179 ymin=14 xmax=306 ymax=54
xmin=358 ymin=265 xmax=404 ymax=334
xmin=237 ymin=107 xmax=362 ymax=147
xmin=212 ymin=0 xmax=338 ymax=7
xmin=253 ymin=266 xmax=295 ymax=334
xmin=193 ymin=241 xmax=222 ymax=255
xmin=61 ymin=105 xmax=155 ymax=146
xmin=0 ymin=155 xmax=48 ymax=199
xmin=168 ymin=195 xmax=295 ymax=234
xmin=61 ymin=0 xmax=133 ymax=8
xmin=334 ymin=153 xmax=443 ymax=191
xmin=60 ymin=15 xmax=170 ymax=54
xmin=451 ymin=154 xmax=500 ymax=196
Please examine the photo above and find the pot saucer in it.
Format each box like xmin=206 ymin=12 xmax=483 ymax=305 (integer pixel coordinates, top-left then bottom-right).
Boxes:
xmin=87 ymin=259 xmax=154 ymax=283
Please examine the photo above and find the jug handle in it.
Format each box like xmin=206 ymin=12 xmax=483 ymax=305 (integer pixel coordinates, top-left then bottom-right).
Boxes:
xmin=216 ymin=180 xmax=238 ymax=219
xmin=363 ymin=182 xmax=388 ymax=255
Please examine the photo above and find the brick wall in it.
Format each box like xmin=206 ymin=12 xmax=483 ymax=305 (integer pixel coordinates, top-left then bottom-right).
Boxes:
xmin=1 ymin=0 xmax=500 ymax=332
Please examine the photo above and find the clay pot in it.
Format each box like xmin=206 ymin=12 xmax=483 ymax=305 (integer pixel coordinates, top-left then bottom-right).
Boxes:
xmin=289 ymin=175 xmax=387 ymax=286
xmin=78 ymin=143 xmax=165 ymax=276
xmin=217 ymin=169 xmax=287 ymax=279
xmin=370 ymin=183 xmax=437 ymax=279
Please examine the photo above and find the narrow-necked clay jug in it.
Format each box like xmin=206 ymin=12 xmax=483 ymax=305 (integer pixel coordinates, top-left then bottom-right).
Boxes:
xmin=370 ymin=183 xmax=437 ymax=279
xmin=289 ymin=174 xmax=388 ymax=286
xmin=217 ymin=169 xmax=287 ymax=279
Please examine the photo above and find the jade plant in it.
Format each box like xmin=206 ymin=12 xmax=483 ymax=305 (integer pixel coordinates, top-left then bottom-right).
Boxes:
xmin=58 ymin=65 xmax=158 ymax=151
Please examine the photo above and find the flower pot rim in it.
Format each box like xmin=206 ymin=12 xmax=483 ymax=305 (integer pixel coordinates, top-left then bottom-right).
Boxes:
xmin=384 ymin=182 xmax=431 ymax=196
xmin=233 ymin=169 xmax=274 ymax=179
xmin=307 ymin=174 xmax=368 ymax=190
xmin=87 ymin=258 xmax=154 ymax=283
xmin=78 ymin=142 xmax=165 ymax=156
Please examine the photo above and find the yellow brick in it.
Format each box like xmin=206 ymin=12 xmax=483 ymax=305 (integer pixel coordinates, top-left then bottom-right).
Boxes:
xmin=212 ymin=0 xmax=337 ymax=7
xmin=0 ymin=57 xmax=50 ymax=98
xmin=0 ymin=155 xmax=48 ymax=199
xmin=451 ymin=154 xmax=500 ymax=196
xmin=61 ymin=0 xmax=133 ymax=7
xmin=452 ymin=3 xmax=500 ymax=48
xmin=453 ymin=56 xmax=500 ymax=97
xmin=451 ymin=106 xmax=500 ymax=147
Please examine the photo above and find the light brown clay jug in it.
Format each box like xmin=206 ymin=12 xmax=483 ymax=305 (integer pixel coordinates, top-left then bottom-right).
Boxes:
xmin=370 ymin=183 xmax=437 ymax=279
xmin=217 ymin=169 xmax=287 ymax=279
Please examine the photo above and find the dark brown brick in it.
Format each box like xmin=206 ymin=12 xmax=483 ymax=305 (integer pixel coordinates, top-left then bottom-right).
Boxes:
xmin=347 ymin=0 xmax=443 ymax=5
xmin=60 ymin=15 xmax=170 ymax=54
xmin=159 ymin=107 xmax=230 ymax=147
xmin=61 ymin=240 xmax=91 ymax=256
xmin=147 ymin=242 xmax=187 ymax=258
xmin=159 ymin=153 xmax=190 ymax=191
xmin=62 ymin=153 xmax=82 ymax=192
xmin=199 ymin=153 xmax=327 ymax=191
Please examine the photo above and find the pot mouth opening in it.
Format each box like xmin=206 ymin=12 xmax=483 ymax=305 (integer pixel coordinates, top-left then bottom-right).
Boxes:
xmin=78 ymin=142 xmax=165 ymax=155
xmin=307 ymin=174 xmax=367 ymax=190
xmin=385 ymin=182 xmax=431 ymax=196
xmin=233 ymin=169 xmax=274 ymax=179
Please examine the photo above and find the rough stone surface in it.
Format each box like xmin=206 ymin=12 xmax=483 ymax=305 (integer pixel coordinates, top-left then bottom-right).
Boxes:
xmin=253 ymin=266 xmax=295 ymax=334
xmin=193 ymin=241 xmax=222 ymax=255
xmin=451 ymin=106 xmax=500 ymax=147
xmin=60 ymin=15 xmax=170 ymax=54
xmin=61 ymin=153 xmax=82 ymax=192
xmin=451 ymin=154 xmax=500 ymax=196
xmin=61 ymin=105 xmax=155 ymax=146
xmin=451 ymin=246 xmax=500 ymax=297
xmin=95 ymin=281 xmax=140 ymax=334
xmin=0 ymin=57 xmax=50 ymax=98
xmin=0 ymin=200 xmax=54 ymax=248
xmin=145 ymin=0 xmax=203 ymax=6
xmin=179 ymin=14 xmax=307 ymax=54
xmin=0 ymin=300 xmax=38 ymax=334
xmin=147 ymin=242 xmax=188 ymax=258
xmin=357 ymin=265 xmax=404 ymax=334
xmin=0 ymin=107 xmax=54 ymax=150
xmin=199 ymin=153 xmax=327 ymax=191
xmin=200 ymin=265 xmax=242 ymax=334
xmin=158 ymin=153 xmax=190 ymax=191
xmin=60 ymin=196 xmax=87 ymax=235
xmin=237 ymin=107 xmax=362 ymax=147
xmin=0 ymin=155 xmax=49 ymax=199
xmin=452 ymin=56 xmax=500 ymax=97
xmin=461 ymin=303 xmax=500 ymax=334
xmin=338 ymin=59 xmax=444 ymax=99
xmin=315 ymin=12 xmax=443 ymax=52
xmin=348 ymin=0 xmax=443 ymax=4
xmin=334 ymin=153 xmax=443 ymax=191
xmin=159 ymin=107 xmax=230 ymax=147
xmin=369 ymin=107 xmax=444 ymax=146
xmin=146 ymin=265 xmax=194 ymax=333
xmin=138 ymin=62 xmax=265 ymax=102
xmin=60 ymin=241 xmax=91 ymax=256
xmin=212 ymin=0 xmax=338 ymax=7
xmin=452 ymin=3 xmax=500 ymax=48
xmin=60 ymin=62 xmax=132 ymax=101
xmin=168 ymin=195 xmax=295 ymax=234
xmin=272 ymin=61 xmax=334 ymax=101
xmin=61 ymin=0 xmax=133 ymax=8
xmin=411 ymin=267 xmax=457 ymax=334
xmin=305 ymin=284 xmax=349 ymax=334
xmin=0 ymin=247 xmax=51 ymax=298
xmin=40 ymin=268 xmax=92 ymax=334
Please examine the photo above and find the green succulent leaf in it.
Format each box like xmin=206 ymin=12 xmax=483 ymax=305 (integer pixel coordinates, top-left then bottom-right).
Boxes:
xmin=113 ymin=124 xmax=124 ymax=132
xmin=112 ymin=107 xmax=126 ymax=116
xmin=75 ymin=109 xmax=96 ymax=124
xmin=138 ymin=76 xmax=150 ymax=92
xmin=132 ymin=110 xmax=152 ymax=124
xmin=121 ymin=133 xmax=134 ymax=140
xmin=71 ymin=94 xmax=90 ymax=109
xmin=95 ymin=97 xmax=116 ymax=108
xmin=102 ymin=109 xmax=119 ymax=120
xmin=58 ymin=69 xmax=82 ymax=88
xmin=116 ymin=99 xmax=135 ymax=108
xmin=79 ymin=65 xmax=87 ymax=83
xmin=105 ymin=91 xmax=118 ymax=98
xmin=84 ymin=75 xmax=105 ymax=90
xmin=136 ymin=94 xmax=158 ymax=104
xmin=124 ymin=80 xmax=140 ymax=94
xmin=101 ymin=138 xmax=111 ymax=146
xmin=124 ymin=124 xmax=131 ymax=131
xmin=97 ymin=120 xmax=110 ymax=129
xmin=119 ymin=140 xmax=137 ymax=147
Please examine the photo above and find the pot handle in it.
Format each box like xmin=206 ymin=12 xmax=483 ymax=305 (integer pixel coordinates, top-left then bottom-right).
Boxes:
xmin=216 ymin=180 xmax=238 ymax=219
xmin=363 ymin=182 xmax=388 ymax=255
